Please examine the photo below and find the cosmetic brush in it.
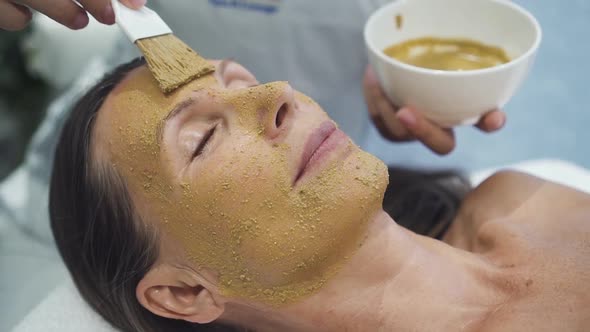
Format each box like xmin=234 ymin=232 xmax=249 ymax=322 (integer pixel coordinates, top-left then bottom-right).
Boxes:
xmin=112 ymin=0 xmax=215 ymax=93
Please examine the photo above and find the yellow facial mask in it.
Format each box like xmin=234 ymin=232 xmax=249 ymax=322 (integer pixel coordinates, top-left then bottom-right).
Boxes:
xmin=101 ymin=66 xmax=388 ymax=305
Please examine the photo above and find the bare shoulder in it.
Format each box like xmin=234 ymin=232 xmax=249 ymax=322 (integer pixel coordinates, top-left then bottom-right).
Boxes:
xmin=443 ymin=170 xmax=590 ymax=250
xmin=445 ymin=171 xmax=590 ymax=331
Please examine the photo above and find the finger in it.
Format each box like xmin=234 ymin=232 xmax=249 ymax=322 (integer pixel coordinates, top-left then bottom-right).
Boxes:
xmin=363 ymin=66 xmax=411 ymax=141
xmin=119 ymin=0 xmax=146 ymax=10
xmin=77 ymin=0 xmax=145 ymax=25
xmin=363 ymin=80 xmax=400 ymax=142
xmin=475 ymin=109 xmax=506 ymax=133
xmin=19 ymin=0 xmax=89 ymax=29
xmin=363 ymin=67 xmax=397 ymax=140
xmin=77 ymin=0 xmax=115 ymax=24
xmin=363 ymin=87 xmax=393 ymax=141
xmin=396 ymin=107 xmax=456 ymax=155
xmin=374 ymin=93 xmax=413 ymax=141
xmin=362 ymin=66 xmax=383 ymax=120
xmin=0 ymin=1 xmax=32 ymax=31
xmin=370 ymin=110 xmax=402 ymax=142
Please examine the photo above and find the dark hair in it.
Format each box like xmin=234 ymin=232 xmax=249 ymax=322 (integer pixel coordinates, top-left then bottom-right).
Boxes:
xmin=49 ymin=58 xmax=241 ymax=332
xmin=383 ymin=167 xmax=471 ymax=240
xmin=49 ymin=58 xmax=470 ymax=332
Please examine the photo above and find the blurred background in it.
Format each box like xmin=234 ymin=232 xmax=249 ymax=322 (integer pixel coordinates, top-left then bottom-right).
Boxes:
xmin=0 ymin=15 xmax=120 ymax=180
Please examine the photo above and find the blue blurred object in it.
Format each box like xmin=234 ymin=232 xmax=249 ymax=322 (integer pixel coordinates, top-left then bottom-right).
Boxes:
xmin=365 ymin=0 xmax=590 ymax=172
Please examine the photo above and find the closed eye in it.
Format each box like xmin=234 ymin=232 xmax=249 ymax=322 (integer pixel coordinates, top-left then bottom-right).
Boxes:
xmin=191 ymin=124 xmax=217 ymax=161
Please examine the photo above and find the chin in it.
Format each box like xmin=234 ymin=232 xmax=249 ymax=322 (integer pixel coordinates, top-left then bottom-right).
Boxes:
xmin=285 ymin=148 xmax=389 ymax=274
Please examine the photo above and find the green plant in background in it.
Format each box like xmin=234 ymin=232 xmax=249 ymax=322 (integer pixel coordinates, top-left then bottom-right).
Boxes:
xmin=0 ymin=28 xmax=53 ymax=180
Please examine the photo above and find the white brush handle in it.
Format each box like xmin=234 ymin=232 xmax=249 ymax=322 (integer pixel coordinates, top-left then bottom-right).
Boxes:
xmin=111 ymin=0 xmax=172 ymax=42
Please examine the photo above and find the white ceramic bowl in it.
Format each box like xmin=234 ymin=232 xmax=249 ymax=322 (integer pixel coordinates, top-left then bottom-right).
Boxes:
xmin=364 ymin=0 xmax=541 ymax=127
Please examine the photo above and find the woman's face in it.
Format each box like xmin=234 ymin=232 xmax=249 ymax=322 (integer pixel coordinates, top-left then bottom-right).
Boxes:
xmin=94 ymin=60 xmax=388 ymax=304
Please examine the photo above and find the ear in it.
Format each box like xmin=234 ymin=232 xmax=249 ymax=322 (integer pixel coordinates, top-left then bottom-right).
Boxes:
xmin=136 ymin=265 xmax=225 ymax=324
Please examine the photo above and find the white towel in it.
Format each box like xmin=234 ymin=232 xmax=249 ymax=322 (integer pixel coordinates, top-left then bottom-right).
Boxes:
xmin=12 ymin=278 xmax=117 ymax=332
xmin=469 ymin=159 xmax=590 ymax=193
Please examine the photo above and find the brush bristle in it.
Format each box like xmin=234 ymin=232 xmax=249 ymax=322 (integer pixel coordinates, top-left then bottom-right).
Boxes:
xmin=136 ymin=34 xmax=215 ymax=93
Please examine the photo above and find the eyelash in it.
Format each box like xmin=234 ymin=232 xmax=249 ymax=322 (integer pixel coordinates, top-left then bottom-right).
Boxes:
xmin=191 ymin=124 xmax=217 ymax=161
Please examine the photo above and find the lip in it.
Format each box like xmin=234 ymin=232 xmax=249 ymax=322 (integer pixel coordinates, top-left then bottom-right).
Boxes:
xmin=294 ymin=121 xmax=349 ymax=185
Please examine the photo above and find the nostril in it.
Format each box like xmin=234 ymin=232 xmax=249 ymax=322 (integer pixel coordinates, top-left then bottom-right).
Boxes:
xmin=275 ymin=102 xmax=288 ymax=128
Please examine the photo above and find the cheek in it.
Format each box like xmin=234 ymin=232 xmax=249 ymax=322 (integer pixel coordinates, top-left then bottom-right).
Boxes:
xmin=194 ymin=136 xmax=292 ymax=214
xmin=171 ymin=134 xmax=293 ymax=266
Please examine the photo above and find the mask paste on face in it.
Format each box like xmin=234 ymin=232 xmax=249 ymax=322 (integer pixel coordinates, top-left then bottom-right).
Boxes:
xmin=106 ymin=66 xmax=388 ymax=305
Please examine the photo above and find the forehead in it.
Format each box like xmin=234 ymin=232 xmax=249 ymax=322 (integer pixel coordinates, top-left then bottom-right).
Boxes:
xmin=92 ymin=66 xmax=220 ymax=178
xmin=108 ymin=65 xmax=219 ymax=120
xmin=93 ymin=66 xmax=218 ymax=153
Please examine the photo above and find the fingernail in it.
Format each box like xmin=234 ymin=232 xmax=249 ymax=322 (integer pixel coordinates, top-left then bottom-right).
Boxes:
xmin=103 ymin=3 xmax=115 ymax=24
xmin=397 ymin=108 xmax=416 ymax=127
xmin=72 ymin=12 xmax=88 ymax=29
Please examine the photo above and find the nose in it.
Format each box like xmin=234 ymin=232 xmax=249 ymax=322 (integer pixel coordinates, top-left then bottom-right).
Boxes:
xmin=228 ymin=81 xmax=296 ymax=139
xmin=256 ymin=81 xmax=296 ymax=139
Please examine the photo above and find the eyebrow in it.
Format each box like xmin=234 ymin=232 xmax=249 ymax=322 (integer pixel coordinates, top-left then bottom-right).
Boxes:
xmin=156 ymin=98 xmax=197 ymax=146
xmin=155 ymin=59 xmax=238 ymax=145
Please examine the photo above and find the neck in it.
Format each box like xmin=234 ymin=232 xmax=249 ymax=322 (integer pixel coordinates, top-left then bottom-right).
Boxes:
xmin=240 ymin=211 xmax=511 ymax=332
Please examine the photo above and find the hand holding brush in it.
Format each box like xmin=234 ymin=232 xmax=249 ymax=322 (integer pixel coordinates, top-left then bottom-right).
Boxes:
xmin=0 ymin=0 xmax=145 ymax=31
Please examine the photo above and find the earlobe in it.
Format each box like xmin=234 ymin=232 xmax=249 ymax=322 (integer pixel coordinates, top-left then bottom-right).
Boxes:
xmin=136 ymin=265 xmax=225 ymax=324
